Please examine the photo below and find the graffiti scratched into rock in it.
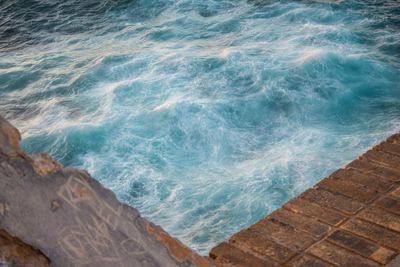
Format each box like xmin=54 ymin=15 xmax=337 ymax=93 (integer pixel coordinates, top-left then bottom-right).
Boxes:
xmin=57 ymin=175 xmax=150 ymax=266
xmin=0 ymin=202 xmax=9 ymax=217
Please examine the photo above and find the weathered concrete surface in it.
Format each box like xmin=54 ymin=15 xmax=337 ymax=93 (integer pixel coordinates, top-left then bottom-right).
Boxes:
xmin=211 ymin=135 xmax=400 ymax=266
xmin=0 ymin=116 xmax=210 ymax=267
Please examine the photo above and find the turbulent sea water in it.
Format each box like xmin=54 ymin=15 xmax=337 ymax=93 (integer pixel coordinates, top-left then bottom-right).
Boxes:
xmin=1 ymin=0 xmax=400 ymax=254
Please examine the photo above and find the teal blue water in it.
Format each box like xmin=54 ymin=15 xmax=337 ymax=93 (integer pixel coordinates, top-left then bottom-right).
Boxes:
xmin=1 ymin=0 xmax=400 ymax=254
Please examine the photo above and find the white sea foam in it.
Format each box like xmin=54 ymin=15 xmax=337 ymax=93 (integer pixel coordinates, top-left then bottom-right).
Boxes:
xmin=297 ymin=48 xmax=326 ymax=64
xmin=153 ymin=95 xmax=182 ymax=111
xmin=2 ymin=0 xmax=400 ymax=256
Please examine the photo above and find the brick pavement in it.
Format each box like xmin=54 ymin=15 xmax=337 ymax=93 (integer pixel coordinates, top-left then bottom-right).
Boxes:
xmin=210 ymin=134 xmax=400 ymax=266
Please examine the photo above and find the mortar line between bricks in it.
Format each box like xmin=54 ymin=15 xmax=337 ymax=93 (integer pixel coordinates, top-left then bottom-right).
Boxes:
xmin=210 ymin=134 xmax=400 ymax=266
xmin=359 ymin=155 xmax=400 ymax=174
xmin=323 ymin=230 xmax=397 ymax=266
xmin=323 ymin=233 xmax=396 ymax=265
xmin=347 ymin=166 xmax=400 ymax=184
xmin=288 ymin=182 xmax=400 ymax=266
xmin=228 ymin=237 xmax=291 ymax=265
xmin=279 ymin=171 xmax=400 ymax=265
xmin=283 ymin=251 xmax=338 ymax=267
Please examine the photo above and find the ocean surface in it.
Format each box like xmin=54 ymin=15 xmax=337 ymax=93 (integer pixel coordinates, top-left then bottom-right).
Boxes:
xmin=1 ymin=0 xmax=400 ymax=254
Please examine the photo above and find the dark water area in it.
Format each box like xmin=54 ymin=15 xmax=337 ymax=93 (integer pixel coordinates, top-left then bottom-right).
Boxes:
xmin=1 ymin=0 xmax=400 ymax=254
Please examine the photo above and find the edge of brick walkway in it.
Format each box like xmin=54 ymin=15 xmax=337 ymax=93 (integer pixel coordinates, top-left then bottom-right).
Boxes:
xmin=209 ymin=133 xmax=400 ymax=267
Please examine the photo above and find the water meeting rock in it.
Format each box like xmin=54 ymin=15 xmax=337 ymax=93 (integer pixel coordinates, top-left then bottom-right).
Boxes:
xmin=0 ymin=115 xmax=210 ymax=267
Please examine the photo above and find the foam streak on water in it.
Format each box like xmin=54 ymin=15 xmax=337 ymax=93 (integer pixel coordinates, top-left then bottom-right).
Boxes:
xmin=1 ymin=0 xmax=400 ymax=254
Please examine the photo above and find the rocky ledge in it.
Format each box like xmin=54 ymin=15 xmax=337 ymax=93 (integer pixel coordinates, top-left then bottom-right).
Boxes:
xmin=0 ymin=115 xmax=210 ymax=267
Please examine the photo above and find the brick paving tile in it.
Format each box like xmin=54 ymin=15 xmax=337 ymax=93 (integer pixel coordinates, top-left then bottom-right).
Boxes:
xmin=330 ymin=168 xmax=393 ymax=193
xmin=357 ymin=206 xmax=400 ymax=233
xmin=327 ymin=229 xmax=397 ymax=264
xmin=362 ymin=150 xmax=400 ymax=170
xmin=317 ymin=176 xmax=379 ymax=203
xmin=342 ymin=218 xmax=400 ymax=251
xmin=374 ymin=196 xmax=400 ymax=215
xmin=268 ymin=208 xmax=330 ymax=238
xmin=375 ymin=141 xmax=400 ymax=157
xmin=347 ymin=159 xmax=400 ymax=182
xmin=307 ymin=241 xmax=380 ymax=267
xmin=284 ymin=198 xmax=347 ymax=226
xmin=300 ymin=188 xmax=363 ymax=214
xmin=287 ymin=254 xmax=334 ymax=267
xmin=230 ymin=228 xmax=296 ymax=263
xmin=251 ymin=219 xmax=316 ymax=252
xmin=210 ymin=242 xmax=280 ymax=267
